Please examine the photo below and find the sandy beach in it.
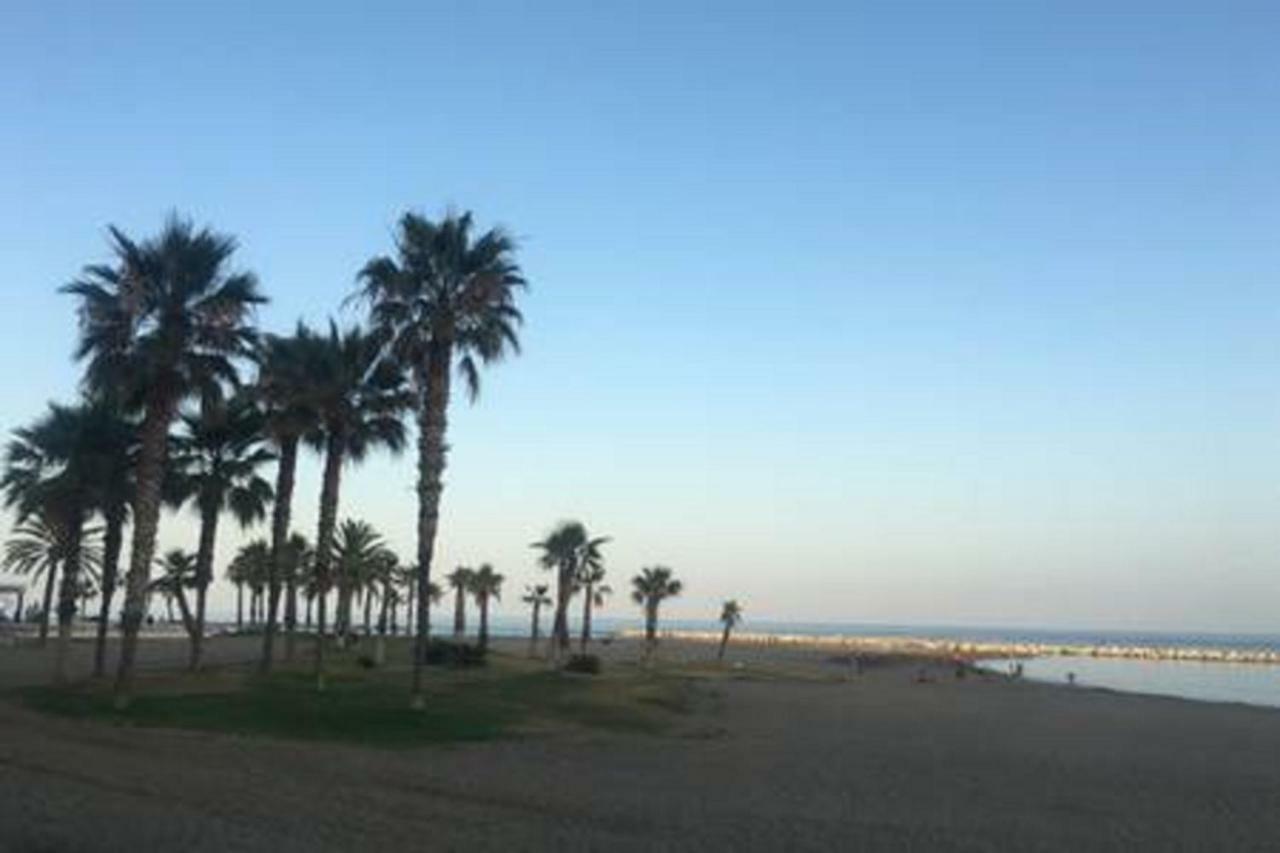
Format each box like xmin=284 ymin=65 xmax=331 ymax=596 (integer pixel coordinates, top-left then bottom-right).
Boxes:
xmin=2 ymin=635 xmax=1279 ymax=852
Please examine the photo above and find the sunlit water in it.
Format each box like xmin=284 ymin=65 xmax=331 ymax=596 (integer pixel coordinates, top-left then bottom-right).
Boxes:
xmin=984 ymin=656 xmax=1280 ymax=709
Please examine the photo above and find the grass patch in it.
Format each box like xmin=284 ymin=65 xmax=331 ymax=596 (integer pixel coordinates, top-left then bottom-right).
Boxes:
xmin=17 ymin=652 xmax=699 ymax=747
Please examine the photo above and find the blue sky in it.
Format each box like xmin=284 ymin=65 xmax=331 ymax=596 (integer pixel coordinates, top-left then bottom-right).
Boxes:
xmin=2 ymin=1 xmax=1277 ymax=631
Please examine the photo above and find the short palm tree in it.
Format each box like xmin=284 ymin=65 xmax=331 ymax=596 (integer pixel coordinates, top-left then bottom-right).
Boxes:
xmin=371 ymin=550 xmax=400 ymax=664
xmin=532 ymin=522 xmax=609 ymax=659
xmin=148 ymin=550 xmax=198 ymax=636
xmin=302 ymin=324 xmax=409 ymax=690
xmin=2 ymin=513 xmax=102 ymax=646
xmin=168 ymin=394 xmax=273 ymax=669
xmin=227 ymin=540 xmax=271 ymax=630
xmin=631 ymin=566 xmax=683 ymax=652
xmin=468 ymin=564 xmax=504 ymax=651
xmin=3 ymin=401 xmax=120 ymax=680
xmin=253 ymin=327 xmax=321 ymax=670
xmin=64 ymin=216 xmax=264 ymax=707
xmin=331 ymin=519 xmax=389 ymax=640
xmin=521 ymin=584 xmax=552 ymax=656
xmin=718 ymin=600 xmax=744 ymax=661
xmin=356 ymin=210 xmax=526 ymax=709
xmin=446 ymin=566 xmax=474 ymax=638
xmin=577 ymin=563 xmax=611 ymax=652
xmin=278 ymin=532 xmax=312 ymax=657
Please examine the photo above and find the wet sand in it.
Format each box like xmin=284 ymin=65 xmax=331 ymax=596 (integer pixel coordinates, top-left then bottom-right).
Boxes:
xmin=2 ymin=635 xmax=1279 ymax=851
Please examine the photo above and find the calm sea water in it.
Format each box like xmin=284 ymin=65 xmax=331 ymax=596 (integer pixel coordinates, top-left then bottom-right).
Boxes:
xmin=984 ymin=655 xmax=1280 ymax=709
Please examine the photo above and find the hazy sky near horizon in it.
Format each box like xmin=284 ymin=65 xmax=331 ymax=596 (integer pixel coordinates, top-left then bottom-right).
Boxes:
xmin=1 ymin=2 xmax=1277 ymax=632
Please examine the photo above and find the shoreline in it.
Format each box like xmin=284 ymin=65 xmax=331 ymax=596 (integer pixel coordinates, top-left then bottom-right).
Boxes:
xmin=630 ymin=628 xmax=1280 ymax=665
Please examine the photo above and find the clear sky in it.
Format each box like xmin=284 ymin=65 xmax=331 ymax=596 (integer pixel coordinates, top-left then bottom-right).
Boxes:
xmin=2 ymin=2 xmax=1277 ymax=632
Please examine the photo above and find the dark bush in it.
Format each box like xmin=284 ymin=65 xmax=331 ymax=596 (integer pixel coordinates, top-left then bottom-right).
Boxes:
xmin=563 ymin=654 xmax=602 ymax=675
xmin=356 ymin=654 xmax=377 ymax=670
xmin=423 ymin=639 xmax=487 ymax=668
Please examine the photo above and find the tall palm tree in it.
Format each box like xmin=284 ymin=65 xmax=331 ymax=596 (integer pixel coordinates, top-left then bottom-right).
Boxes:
xmin=532 ymin=522 xmax=610 ymax=659
xmin=631 ymin=566 xmax=683 ymax=653
xmin=718 ymin=600 xmax=743 ymax=661
xmin=168 ymin=395 xmax=273 ymax=669
xmin=468 ymin=564 xmax=504 ymax=652
xmin=577 ymin=563 xmax=611 ymax=653
xmin=148 ymin=550 xmax=198 ymax=637
xmin=3 ymin=402 xmax=119 ymax=680
xmin=2 ymin=514 xmax=102 ymax=646
xmin=254 ymin=328 xmax=321 ymax=671
xmin=63 ymin=216 xmax=264 ymax=707
xmin=356 ymin=210 xmax=526 ymax=709
xmin=446 ymin=566 xmax=474 ymax=638
xmin=302 ymin=324 xmax=408 ymax=691
xmin=521 ymin=584 xmax=552 ymax=657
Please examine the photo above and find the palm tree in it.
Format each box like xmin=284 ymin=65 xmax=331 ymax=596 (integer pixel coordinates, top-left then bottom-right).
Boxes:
xmin=149 ymin=550 xmax=198 ymax=637
xmin=718 ymin=600 xmax=743 ymax=661
xmin=631 ymin=566 xmax=683 ymax=653
xmin=64 ymin=216 xmax=264 ymax=707
xmin=227 ymin=540 xmax=270 ymax=631
xmin=254 ymin=328 xmax=321 ymax=671
xmin=446 ymin=566 xmax=474 ymax=638
xmin=302 ymin=324 xmax=409 ymax=691
xmin=371 ymin=550 xmax=400 ymax=664
xmin=2 ymin=514 xmax=102 ymax=646
xmin=468 ymin=564 xmax=504 ymax=652
xmin=331 ymin=519 xmax=388 ymax=641
xmin=279 ymin=532 xmax=312 ymax=657
xmin=521 ymin=584 xmax=551 ymax=657
xmin=168 ymin=395 xmax=273 ymax=669
xmin=356 ymin=210 xmax=526 ymax=709
xmin=3 ymin=402 xmax=119 ymax=680
xmin=577 ymin=563 xmax=611 ymax=653
xmin=532 ymin=522 xmax=610 ymax=659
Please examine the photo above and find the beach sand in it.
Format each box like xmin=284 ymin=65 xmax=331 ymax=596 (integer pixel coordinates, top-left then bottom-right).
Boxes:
xmin=2 ymin=634 xmax=1279 ymax=851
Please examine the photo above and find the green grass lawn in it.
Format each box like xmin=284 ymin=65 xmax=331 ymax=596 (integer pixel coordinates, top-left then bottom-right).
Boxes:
xmin=17 ymin=647 xmax=702 ymax=747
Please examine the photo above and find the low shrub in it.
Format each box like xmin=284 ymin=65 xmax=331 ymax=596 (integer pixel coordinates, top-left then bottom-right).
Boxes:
xmin=355 ymin=654 xmax=377 ymax=670
xmin=564 ymin=654 xmax=602 ymax=675
xmin=423 ymin=639 xmax=487 ymax=668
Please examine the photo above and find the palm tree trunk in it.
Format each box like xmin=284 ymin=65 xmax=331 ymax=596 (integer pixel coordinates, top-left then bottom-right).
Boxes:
xmin=363 ymin=588 xmax=373 ymax=636
xmin=235 ymin=582 xmax=243 ymax=630
xmin=93 ymin=504 xmax=125 ymax=676
xmin=312 ymin=436 xmax=344 ymax=692
xmin=54 ymin=508 xmax=86 ymax=683
xmin=189 ymin=500 xmax=220 ymax=671
xmin=173 ymin=583 xmax=196 ymax=639
xmin=478 ymin=595 xmax=490 ymax=652
xmin=304 ymin=593 xmax=312 ymax=629
xmin=37 ymin=558 xmax=58 ymax=646
xmin=529 ymin=603 xmax=539 ymax=657
xmin=284 ymin=577 xmax=298 ymax=660
xmin=404 ymin=573 xmax=414 ymax=636
xmin=551 ymin=564 xmax=572 ymax=657
xmin=580 ymin=582 xmax=593 ymax=653
xmin=261 ymin=436 xmax=298 ymax=673
xmin=411 ymin=345 xmax=452 ymax=711
xmin=453 ymin=588 xmax=465 ymax=638
xmin=718 ymin=625 xmax=731 ymax=661
xmin=113 ymin=398 xmax=177 ymax=708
